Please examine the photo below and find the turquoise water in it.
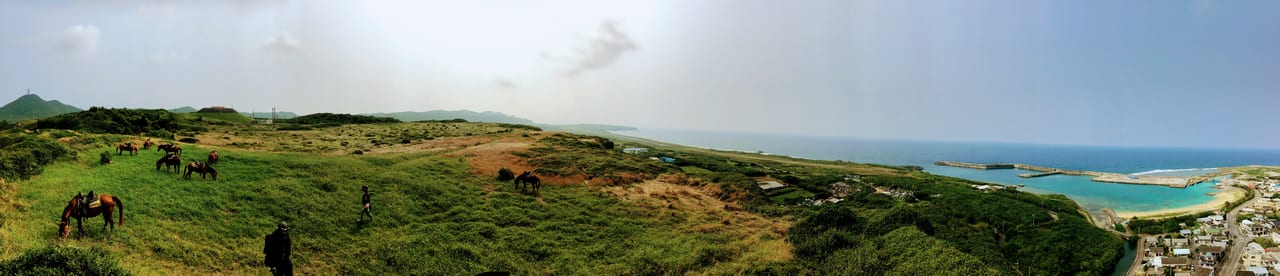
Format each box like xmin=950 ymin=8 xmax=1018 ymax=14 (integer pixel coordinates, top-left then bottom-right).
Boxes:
xmin=926 ymin=166 xmax=1221 ymax=212
xmin=612 ymin=129 xmax=1280 ymax=213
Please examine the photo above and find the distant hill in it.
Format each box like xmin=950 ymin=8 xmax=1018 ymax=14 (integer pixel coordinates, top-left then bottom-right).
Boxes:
xmin=189 ymin=111 xmax=254 ymax=125
xmin=169 ymin=106 xmax=197 ymax=113
xmin=367 ymin=110 xmax=535 ymax=124
xmin=34 ymin=107 xmax=200 ymax=134
xmin=0 ymin=94 xmax=82 ymax=122
xmin=287 ymin=113 xmax=400 ymax=125
xmin=241 ymin=111 xmax=298 ymax=119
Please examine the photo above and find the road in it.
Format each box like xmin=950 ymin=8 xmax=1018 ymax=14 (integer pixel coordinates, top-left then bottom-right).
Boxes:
xmin=1220 ymin=189 xmax=1260 ymax=275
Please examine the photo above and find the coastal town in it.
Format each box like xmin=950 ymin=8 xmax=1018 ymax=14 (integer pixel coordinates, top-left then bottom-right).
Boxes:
xmin=1129 ymin=170 xmax=1280 ymax=276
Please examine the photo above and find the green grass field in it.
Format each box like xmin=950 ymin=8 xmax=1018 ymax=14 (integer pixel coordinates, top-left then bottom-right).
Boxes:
xmin=0 ymin=131 xmax=784 ymax=274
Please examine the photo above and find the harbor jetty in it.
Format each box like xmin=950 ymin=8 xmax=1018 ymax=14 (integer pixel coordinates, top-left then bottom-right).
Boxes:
xmin=934 ymin=161 xmax=1205 ymax=188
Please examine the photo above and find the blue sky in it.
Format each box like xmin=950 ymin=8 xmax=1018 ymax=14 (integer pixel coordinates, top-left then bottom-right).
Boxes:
xmin=1 ymin=1 xmax=1277 ymax=148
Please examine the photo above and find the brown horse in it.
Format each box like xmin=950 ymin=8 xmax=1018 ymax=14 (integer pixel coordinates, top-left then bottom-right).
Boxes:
xmin=116 ymin=143 xmax=139 ymax=156
xmin=157 ymin=144 xmax=182 ymax=155
xmin=514 ymin=171 xmax=541 ymax=194
xmin=59 ymin=193 xmax=124 ymax=240
xmin=156 ymin=153 xmax=181 ymax=173
xmin=207 ymin=150 xmax=219 ymax=164
xmin=184 ymin=162 xmax=217 ymax=180
xmin=142 ymin=138 xmax=154 ymax=150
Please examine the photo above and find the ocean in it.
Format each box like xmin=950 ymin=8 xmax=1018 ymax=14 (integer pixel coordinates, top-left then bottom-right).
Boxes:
xmin=611 ymin=128 xmax=1280 ymax=213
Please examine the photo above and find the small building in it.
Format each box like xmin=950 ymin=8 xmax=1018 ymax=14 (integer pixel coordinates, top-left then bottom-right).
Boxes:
xmin=1246 ymin=242 xmax=1267 ymax=267
xmin=1154 ymin=256 xmax=1191 ymax=270
xmin=658 ymin=157 xmax=676 ymax=163
xmin=1173 ymin=248 xmax=1192 ymax=256
xmin=623 ymin=147 xmax=649 ymax=154
xmin=757 ymin=181 xmax=786 ymax=191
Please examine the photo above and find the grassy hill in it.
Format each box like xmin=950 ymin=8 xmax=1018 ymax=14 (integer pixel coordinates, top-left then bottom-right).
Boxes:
xmin=186 ymin=112 xmax=253 ymax=125
xmin=0 ymin=94 xmax=82 ymax=122
xmin=168 ymin=106 xmax=197 ymax=113
xmin=368 ymin=110 xmax=534 ymax=125
xmin=0 ymin=121 xmax=1124 ymax=274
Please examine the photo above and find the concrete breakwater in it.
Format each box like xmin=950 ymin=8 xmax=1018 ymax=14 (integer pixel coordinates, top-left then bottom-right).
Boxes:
xmin=934 ymin=161 xmax=1204 ymax=188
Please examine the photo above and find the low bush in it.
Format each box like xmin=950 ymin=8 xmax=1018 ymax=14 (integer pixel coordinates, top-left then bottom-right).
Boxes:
xmin=0 ymin=246 xmax=129 ymax=275
xmin=497 ymin=167 xmax=515 ymax=181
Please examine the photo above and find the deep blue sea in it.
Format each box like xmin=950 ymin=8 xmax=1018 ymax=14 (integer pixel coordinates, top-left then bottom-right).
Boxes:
xmin=612 ymin=128 xmax=1280 ymax=213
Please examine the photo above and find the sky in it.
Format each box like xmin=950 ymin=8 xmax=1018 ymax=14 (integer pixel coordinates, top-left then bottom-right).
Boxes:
xmin=1 ymin=0 xmax=1277 ymax=149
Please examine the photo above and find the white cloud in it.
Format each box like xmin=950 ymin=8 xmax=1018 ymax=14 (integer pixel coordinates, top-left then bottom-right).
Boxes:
xmin=549 ymin=21 xmax=638 ymax=77
xmin=58 ymin=25 xmax=101 ymax=56
xmin=149 ymin=52 xmax=190 ymax=64
xmin=264 ymin=30 xmax=301 ymax=54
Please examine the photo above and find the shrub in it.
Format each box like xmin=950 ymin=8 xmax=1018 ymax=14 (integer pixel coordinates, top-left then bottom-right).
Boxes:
xmin=0 ymin=134 xmax=74 ymax=180
xmin=497 ymin=167 xmax=515 ymax=181
xmin=99 ymin=152 xmax=111 ymax=165
xmin=145 ymin=129 xmax=172 ymax=139
xmin=497 ymin=123 xmax=542 ymax=131
xmin=178 ymin=137 xmax=198 ymax=143
xmin=0 ymin=246 xmax=129 ymax=275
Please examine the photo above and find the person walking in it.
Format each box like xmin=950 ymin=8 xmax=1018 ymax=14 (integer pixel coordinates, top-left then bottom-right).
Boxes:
xmin=264 ymin=221 xmax=292 ymax=276
xmin=358 ymin=186 xmax=372 ymax=223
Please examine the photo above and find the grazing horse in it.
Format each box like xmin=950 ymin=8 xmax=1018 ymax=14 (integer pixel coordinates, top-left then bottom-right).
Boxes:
xmin=514 ymin=171 xmax=541 ymax=194
xmin=207 ymin=150 xmax=219 ymax=164
xmin=183 ymin=162 xmax=217 ymax=180
xmin=156 ymin=153 xmax=181 ymax=173
xmin=116 ymin=143 xmax=139 ymax=156
xmin=157 ymin=144 xmax=181 ymax=155
xmin=142 ymin=138 xmax=154 ymax=150
xmin=59 ymin=193 xmax=124 ymax=240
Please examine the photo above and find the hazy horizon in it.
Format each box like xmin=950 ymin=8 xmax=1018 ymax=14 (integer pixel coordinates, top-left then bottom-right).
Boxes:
xmin=3 ymin=1 xmax=1278 ymax=149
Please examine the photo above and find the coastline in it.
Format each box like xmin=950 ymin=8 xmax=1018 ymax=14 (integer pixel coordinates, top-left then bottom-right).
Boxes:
xmin=1112 ymin=186 xmax=1245 ymax=219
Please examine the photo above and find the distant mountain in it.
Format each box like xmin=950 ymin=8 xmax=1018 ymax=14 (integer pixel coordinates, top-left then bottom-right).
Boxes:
xmin=241 ymin=111 xmax=298 ymax=119
xmin=169 ymin=106 xmax=197 ymax=113
xmin=367 ymin=110 xmax=535 ymax=125
xmin=0 ymin=94 xmax=83 ymax=122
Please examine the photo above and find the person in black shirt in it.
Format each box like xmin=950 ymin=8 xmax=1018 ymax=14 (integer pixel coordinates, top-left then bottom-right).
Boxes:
xmin=358 ymin=186 xmax=372 ymax=223
xmin=264 ymin=221 xmax=292 ymax=276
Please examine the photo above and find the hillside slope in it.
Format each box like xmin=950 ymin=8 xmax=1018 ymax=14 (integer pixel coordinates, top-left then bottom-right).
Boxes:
xmin=0 ymin=94 xmax=82 ymax=122
xmin=0 ymin=121 xmax=1123 ymax=275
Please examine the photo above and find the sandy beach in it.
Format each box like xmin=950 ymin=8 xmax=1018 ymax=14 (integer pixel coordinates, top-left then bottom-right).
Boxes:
xmin=1113 ymin=186 xmax=1246 ymax=219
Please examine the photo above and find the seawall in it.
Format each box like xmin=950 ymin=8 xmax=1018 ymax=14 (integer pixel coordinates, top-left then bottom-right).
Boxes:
xmin=935 ymin=161 xmax=1203 ymax=188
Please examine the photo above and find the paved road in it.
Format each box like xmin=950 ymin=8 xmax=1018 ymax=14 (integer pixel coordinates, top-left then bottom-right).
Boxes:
xmin=1220 ymin=189 xmax=1260 ymax=275
xmin=1127 ymin=234 xmax=1148 ymax=276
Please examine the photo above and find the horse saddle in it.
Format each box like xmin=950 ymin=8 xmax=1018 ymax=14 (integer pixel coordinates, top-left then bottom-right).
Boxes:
xmin=87 ymin=199 xmax=101 ymax=209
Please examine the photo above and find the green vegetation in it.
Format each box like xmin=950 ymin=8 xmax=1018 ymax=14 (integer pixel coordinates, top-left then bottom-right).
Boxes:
xmin=496 ymin=167 xmax=515 ymax=181
xmin=0 ymin=127 xmax=773 ymax=274
xmin=0 ymin=133 xmax=75 ymax=180
xmin=168 ymin=106 xmax=198 ymax=113
xmin=1223 ymin=188 xmax=1257 ymax=212
xmin=0 ymin=119 xmax=1127 ymax=274
xmin=0 ymin=94 xmax=83 ymax=122
xmin=1129 ymin=211 xmax=1213 ymax=234
xmin=33 ymin=107 xmax=204 ymax=135
xmin=0 ymin=246 xmax=128 ymax=275
xmin=523 ymin=133 xmax=677 ymax=184
xmin=285 ymin=113 xmax=400 ymax=125
xmin=185 ymin=112 xmax=253 ymax=125
xmin=772 ymin=174 xmax=1123 ymax=275
xmin=497 ymin=123 xmax=542 ymax=131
